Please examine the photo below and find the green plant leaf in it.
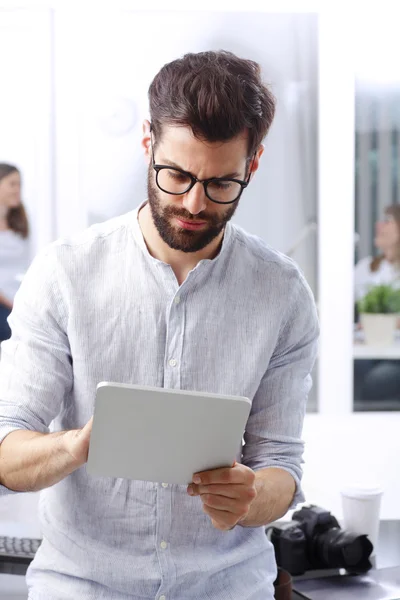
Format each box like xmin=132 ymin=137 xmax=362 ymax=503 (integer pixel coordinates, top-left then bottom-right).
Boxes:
xmin=357 ymin=284 xmax=400 ymax=314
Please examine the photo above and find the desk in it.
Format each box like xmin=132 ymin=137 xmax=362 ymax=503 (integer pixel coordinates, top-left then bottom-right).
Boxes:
xmin=354 ymin=343 xmax=400 ymax=359
xmin=354 ymin=330 xmax=400 ymax=360
xmin=1 ymin=521 xmax=399 ymax=599
xmin=0 ymin=573 xmax=27 ymax=599
xmin=291 ymin=520 xmax=400 ymax=600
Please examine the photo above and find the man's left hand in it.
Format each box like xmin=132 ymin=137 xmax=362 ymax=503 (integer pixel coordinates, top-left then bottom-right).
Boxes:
xmin=187 ymin=462 xmax=257 ymax=531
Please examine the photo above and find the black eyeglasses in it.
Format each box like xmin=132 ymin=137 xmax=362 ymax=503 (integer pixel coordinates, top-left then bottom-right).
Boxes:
xmin=150 ymin=126 xmax=255 ymax=205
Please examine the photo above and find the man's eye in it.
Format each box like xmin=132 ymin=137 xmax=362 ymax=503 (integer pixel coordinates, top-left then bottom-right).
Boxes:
xmin=213 ymin=180 xmax=233 ymax=190
xmin=167 ymin=170 xmax=190 ymax=183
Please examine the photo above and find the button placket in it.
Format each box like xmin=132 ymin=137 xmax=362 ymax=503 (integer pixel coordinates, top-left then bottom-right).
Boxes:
xmin=155 ymin=482 xmax=173 ymax=597
xmin=164 ymin=289 xmax=186 ymax=390
xmin=164 ymin=272 xmax=198 ymax=390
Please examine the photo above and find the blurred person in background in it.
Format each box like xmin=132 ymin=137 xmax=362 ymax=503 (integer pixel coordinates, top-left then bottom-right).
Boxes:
xmin=354 ymin=205 xmax=400 ymax=408
xmin=354 ymin=204 xmax=400 ymax=301
xmin=0 ymin=163 xmax=30 ymax=342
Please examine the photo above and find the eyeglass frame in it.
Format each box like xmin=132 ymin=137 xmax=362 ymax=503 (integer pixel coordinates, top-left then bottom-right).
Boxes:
xmin=149 ymin=124 xmax=256 ymax=205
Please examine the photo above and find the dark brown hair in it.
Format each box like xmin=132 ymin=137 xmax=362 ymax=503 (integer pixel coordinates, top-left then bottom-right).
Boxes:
xmin=370 ymin=204 xmax=400 ymax=272
xmin=0 ymin=163 xmax=29 ymax=239
xmin=148 ymin=50 xmax=276 ymax=159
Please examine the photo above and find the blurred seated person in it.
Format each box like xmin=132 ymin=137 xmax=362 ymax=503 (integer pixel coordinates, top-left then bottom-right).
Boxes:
xmin=354 ymin=204 xmax=400 ymax=409
xmin=355 ymin=204 xmax=400 ymax=301
xmin=0 ymin=163 xmax=30 ymax=342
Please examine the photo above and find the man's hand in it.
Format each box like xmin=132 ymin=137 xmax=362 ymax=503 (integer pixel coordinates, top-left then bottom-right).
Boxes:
xmin=187 ymin=462 xmax=257 ymax=531
xmin=62 ymin=416 xmax=94 ymax=468
xmin=0 ymin=416 xmax=95 ymax=493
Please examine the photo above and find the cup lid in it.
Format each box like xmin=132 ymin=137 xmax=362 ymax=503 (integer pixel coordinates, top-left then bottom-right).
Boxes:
xmin=341 ymin=485 xmax=383 ymax=499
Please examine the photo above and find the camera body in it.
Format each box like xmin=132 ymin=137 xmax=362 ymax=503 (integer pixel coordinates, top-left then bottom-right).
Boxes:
xmin=267 ymin=505 xmax=373 ymax=576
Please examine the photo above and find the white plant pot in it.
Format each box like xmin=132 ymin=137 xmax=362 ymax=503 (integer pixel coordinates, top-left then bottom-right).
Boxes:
xmin=360 ymin=313 xmax=398 ymax=346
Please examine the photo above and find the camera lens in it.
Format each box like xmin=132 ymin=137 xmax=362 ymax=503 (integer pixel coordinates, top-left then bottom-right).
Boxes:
xmin=313 ymin=528 xmax=373 ymax=572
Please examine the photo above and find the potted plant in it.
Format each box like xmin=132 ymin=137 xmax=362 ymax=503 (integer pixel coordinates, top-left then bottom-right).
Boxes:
xmin=357 ymin=284 xmax=400 ymax=345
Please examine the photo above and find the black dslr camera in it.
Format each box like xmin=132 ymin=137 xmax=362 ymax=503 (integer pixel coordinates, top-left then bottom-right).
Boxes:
xmin=267 ymin=505 xmax=373 ymax=576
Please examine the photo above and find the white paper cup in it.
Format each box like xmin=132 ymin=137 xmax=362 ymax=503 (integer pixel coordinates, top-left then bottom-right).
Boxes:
xmin=340 ymin=486 xmax=383 ymax=554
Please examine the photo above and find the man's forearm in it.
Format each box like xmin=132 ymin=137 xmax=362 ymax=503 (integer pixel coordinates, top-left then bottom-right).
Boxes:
xmin=239 ymin=467 xmax=296 ymax=528
xmin=0 ymin=429 xmax=81 ymax=493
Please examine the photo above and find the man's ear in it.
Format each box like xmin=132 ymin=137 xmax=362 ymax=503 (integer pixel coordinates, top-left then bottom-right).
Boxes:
xmin=248 ymin=144 xmax=264 ymax=181
xmin=142 ymin=119 xmax=152 ymax=165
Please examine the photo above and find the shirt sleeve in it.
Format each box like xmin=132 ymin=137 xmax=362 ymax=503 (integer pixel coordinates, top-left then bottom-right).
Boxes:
xmin=241 ymin=272 xmax=319 ymax=509
xmin=0 ymin=245 xmax=73 ymax=495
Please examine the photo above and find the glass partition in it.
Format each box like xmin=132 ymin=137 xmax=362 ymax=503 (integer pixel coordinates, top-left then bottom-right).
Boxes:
xmin=353 ymin=18 xmax=400 ymax=411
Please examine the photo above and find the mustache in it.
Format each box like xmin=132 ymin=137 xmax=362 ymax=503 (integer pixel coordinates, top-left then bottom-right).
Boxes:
xmin=164 ymin=207 xmax=215 ymax=224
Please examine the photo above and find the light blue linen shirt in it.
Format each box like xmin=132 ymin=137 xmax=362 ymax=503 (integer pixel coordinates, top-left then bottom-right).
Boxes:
xmin=0 ymin=203 xmax=319 ymax=600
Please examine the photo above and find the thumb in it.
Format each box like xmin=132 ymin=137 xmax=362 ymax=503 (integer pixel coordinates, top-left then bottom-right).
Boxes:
xmin=81 ymin=415 xmax=94 ymax=435
xmin=84 ymin=415 xmax=94 ymax=430
xmin=63 ymin=416 xmax=94 ymax=466
xmin=75 ymin=416 xmax=94 ymax=442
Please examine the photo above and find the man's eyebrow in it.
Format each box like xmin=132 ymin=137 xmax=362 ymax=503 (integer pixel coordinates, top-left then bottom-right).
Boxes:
xmin=158 ymin=158 xmax=241 ymax=179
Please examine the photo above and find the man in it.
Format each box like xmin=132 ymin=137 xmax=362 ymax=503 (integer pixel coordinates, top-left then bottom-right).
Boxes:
xmin=0 ymin=51 xmax=318 ymax=599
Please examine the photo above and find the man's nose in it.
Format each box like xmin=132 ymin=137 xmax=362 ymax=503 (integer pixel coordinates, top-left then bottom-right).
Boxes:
xmin=182 ymin=183 xmax=208 ymax=215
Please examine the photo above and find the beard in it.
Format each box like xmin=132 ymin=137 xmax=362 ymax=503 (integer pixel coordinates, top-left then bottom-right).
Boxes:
xmin=147 ymin=168 xmax=239 ymax=253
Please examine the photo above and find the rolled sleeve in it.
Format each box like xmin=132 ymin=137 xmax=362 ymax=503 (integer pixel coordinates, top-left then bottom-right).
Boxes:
xmin=242 ymin=273 xmax=319 ymax=509
xmin=0 ymin=245 xmax=73 ymax=495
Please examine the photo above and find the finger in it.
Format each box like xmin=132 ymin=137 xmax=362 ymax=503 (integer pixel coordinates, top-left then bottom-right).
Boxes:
xmin=200 ymin=493 xmax=244 ymax=513
xmin=189 ymin=483 xmax=245 ymax=499
xmin=203 ymin=484 xmax=256 ymax=504
xmin=193 ymin=463 xmax=255 ymax=486
xmin=192 ymin=467 xmax=234 ymax=485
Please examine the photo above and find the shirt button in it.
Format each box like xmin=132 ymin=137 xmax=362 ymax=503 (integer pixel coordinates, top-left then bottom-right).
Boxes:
xmin=168 ymin=358 xmax=177 ymax=367
xmin=159 ymin=596 xmax=166 ymax=600
xmin=174 ymin=296 xmax=181 ymax=304
xmin=162 ymin=482 xmax=168 ymax=488
xmin=160 ymin=541 xmax=168 ymax=550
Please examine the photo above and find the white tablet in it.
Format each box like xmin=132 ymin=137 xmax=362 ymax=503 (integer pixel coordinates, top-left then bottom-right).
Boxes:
xmin=87 ymin=382 xmax=251 ymax=485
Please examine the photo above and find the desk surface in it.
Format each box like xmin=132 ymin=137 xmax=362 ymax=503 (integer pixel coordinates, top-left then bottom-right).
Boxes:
xmin=354 ymin=330 xmax=400 ymax=359
xmin=293 ymin=565 xmax=400 ymax=600
xmin=0 ymin=573 xmax=27 ymax=598
xmin=354 ymin=343 xmax=400 ymax=360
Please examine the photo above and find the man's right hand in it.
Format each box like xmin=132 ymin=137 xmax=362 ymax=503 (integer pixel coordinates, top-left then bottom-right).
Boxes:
xmin=62 ymin=416 xmax=94 ymax=468
xmin=0 ymin=416 xmax=94 ymax=493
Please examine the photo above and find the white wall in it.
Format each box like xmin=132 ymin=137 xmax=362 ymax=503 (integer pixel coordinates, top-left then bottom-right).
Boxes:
xmin=302 ymin=413 xmax=400 ymax=520
xmin=0 ymin=8 xmax=54 ymax=257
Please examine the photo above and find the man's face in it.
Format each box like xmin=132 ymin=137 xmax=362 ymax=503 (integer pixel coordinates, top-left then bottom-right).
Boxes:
xmin=146 ymin=125 xmax=252 ymax=253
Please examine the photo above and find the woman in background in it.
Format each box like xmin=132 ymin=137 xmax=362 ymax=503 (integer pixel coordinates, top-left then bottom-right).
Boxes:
xmin=0 ymin=163 xmax=30 ymax=342
xmin=354 ymin=204 xmax=400 ymax=409
xmin=355 ymin=204 xmax=400 ymax=302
